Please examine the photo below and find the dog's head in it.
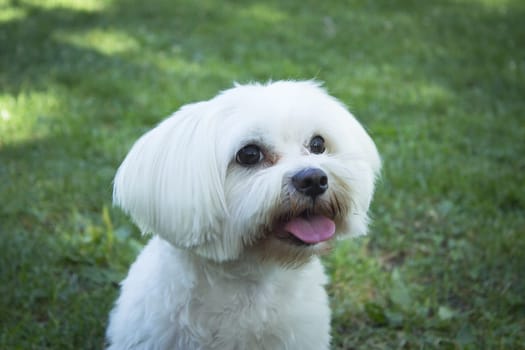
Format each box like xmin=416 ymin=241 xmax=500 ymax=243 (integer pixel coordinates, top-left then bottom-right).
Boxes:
xmin=114 ymin=81 xmax=380 ymax=264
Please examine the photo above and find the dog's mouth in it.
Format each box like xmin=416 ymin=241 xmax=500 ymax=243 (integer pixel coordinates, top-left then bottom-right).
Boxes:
xmin=275 ymin=211 xmax=336 ymax=246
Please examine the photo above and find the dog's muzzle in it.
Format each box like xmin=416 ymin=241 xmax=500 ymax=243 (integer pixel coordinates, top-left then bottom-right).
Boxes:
xmin=272 ymin=167 xmax=335 ymax=246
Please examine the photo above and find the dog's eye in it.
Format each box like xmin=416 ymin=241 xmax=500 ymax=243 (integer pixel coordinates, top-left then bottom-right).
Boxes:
xmin=309 ymin=135 xmax=326 ymax=154
xmin=236 ymin=144 xmax=264 ymax=166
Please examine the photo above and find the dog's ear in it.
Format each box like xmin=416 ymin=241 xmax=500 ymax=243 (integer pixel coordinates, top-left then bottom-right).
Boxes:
xmin=325 ymin=105 xmax=382 ymax=239
xmin=113 ymin=102 xmax=228 ymax=248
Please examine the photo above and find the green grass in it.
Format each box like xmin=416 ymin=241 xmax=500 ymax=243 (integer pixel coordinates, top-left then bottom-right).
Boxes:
xmin=1 ymin=0 xmax=524 ymax=348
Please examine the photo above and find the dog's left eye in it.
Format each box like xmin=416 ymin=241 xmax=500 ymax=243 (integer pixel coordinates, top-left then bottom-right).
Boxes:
xmin=309 ymin=135 xmax=326 ymax=154
xmin=236 ymin=144 xmax=264 ymax=166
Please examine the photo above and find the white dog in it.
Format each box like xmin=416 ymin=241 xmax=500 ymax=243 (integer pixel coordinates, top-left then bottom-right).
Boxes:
xmin=106 ymin=81 xmax=380 ymax=350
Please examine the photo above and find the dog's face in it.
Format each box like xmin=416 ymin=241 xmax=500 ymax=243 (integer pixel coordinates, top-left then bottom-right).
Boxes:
xmin=114 ymin=81 xmax=380 ymax=264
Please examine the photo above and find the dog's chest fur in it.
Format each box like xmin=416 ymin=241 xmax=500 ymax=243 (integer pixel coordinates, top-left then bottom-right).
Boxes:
xmin=107 ymin=237 xmax=331 ymax=350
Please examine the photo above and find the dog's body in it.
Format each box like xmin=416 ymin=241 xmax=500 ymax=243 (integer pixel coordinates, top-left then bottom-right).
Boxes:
xmin=106 ymin=81 xmax=380 ymax=350
xmin=107 ymin=237 xmax=330 ymax=349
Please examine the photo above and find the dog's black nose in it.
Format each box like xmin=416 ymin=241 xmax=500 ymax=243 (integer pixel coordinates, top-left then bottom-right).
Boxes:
xmin=292 ymin=168 xmax=328 ymax=198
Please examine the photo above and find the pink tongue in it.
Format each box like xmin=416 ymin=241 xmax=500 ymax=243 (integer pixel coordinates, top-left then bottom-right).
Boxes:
xmin=283 ymin=216 xmax=336 ymax=244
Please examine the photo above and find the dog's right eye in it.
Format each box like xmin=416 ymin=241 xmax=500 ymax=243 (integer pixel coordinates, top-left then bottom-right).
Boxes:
xmin=236 ymin=145 xmax=264 ymax=166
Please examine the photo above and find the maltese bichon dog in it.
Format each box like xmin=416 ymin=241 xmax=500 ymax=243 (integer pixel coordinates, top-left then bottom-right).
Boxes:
xmin=106 ymin=81 xmax=380 ymax=349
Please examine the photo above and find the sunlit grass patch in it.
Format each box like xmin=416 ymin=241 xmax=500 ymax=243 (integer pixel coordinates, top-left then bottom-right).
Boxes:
xmin=18 ymin=0 xmax=108 ymax=12
xmin=0 ymin=5 xmax=27 ymax=23
xmin=0 ymin=91 xmax=63 ymax=145
xmin=237 ymin=3 xmax=288 ymax=23
xmin=53 ymin=28 xmax=140 ymax=56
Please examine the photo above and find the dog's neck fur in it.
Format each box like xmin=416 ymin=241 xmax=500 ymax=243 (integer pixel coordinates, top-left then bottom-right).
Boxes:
xmin=182 ymin=242 xmax=312 ymax=287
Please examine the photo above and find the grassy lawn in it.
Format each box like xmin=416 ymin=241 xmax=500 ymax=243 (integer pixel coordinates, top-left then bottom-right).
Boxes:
xmin=1 ymin=0 xmax=524 ymax=348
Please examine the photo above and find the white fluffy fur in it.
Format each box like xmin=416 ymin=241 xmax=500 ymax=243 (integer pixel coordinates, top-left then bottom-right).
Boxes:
xmin=106 ymin=81 xmax=380 ymax=349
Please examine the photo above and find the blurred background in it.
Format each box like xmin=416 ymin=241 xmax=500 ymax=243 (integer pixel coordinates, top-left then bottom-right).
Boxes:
xmin=1 ymin=0 xmax=524 ymax=348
